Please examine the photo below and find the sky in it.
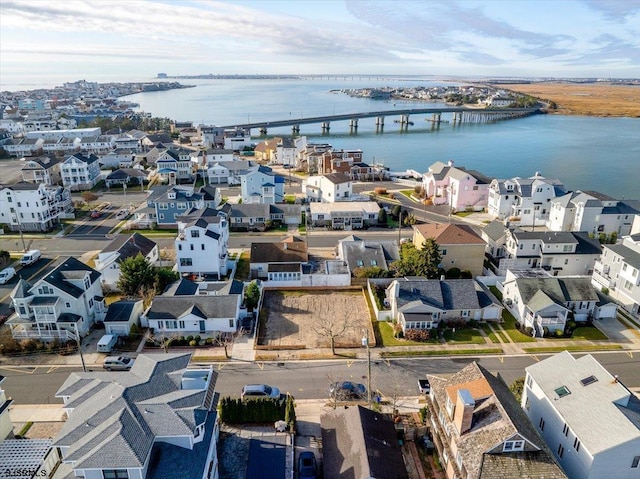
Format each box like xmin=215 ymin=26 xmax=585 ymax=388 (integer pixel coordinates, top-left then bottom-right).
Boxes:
xmin=1 ymin=0 xmax=639 ymax=87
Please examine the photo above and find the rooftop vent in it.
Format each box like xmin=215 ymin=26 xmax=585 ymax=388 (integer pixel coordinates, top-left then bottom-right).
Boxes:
xmin=555 ymin=385 xmax=571 ymax=398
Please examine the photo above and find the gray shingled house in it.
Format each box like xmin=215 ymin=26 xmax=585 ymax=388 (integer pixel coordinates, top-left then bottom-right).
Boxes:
xmin=52 ymin=353 xmax=219 ymax=479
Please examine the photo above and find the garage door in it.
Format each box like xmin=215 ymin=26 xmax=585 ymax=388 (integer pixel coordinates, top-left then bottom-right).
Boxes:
xmin=107 ymin=324 xmax=128 ymax=336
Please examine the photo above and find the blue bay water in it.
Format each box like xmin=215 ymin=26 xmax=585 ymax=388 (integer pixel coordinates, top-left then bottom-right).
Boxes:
xmin=125 ymin=78 xmax=640 ymax=199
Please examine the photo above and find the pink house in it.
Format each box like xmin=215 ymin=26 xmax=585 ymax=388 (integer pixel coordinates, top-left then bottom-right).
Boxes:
xmin=422 ymin=161 xmax=492 ymax=212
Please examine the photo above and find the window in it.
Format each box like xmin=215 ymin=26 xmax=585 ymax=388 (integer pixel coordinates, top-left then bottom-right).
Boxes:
xmin=180 ymin=258 xmax=193 ymax=266
xmin=526 ymin=375 xmax=532 ymax=388
xmin=229 ymin=318 xmax=234 ymax=328
xmin=557 ymin=444 xmax=564 ymax=458
xmin=563 ymin=424 xmax=569 ymax=436
xmin=191 ymin=230 xmax=200 ymax=238
xmin=503 ymin=440 xmax=524 ymax=452
xmin=525 ymin=397 xmax=530 ymax=410
xmin=65 ymin=302 xmax=71 ymax=308
xmin=539 ymin=417 xmax=545 ymax=431
xmin=573 ymin=438 xmax=581 ymax=452
xmin=624 ymin=280 xmax=633 ymax=291
xmin=103 ymin=471 xmax=128 ymax=479
xmin=555 ymin=386 xmax=571 ymax=398
xmin=441 ymin=249 xmax=447 ymax=255
xmin=632 ymin=456 xmax=640 ymax=468
xmin=370 ymin=260 xmax=377 ymax=266
xmin=580 ymin=375 xmax=598 ymax=386
xmin=201 ymin=244 xmax=205 ymax=250
xmin=190 ymin=244 xmax=194 ymax=251
xmin=178 ymin=244 xmax=182 ymax=251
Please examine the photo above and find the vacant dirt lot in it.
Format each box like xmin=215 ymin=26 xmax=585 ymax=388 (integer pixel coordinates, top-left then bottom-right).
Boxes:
xmin=501 ymin=82 xmax=640 ymax=117
xmin=259 ymin=290 xmax=371 ymax=348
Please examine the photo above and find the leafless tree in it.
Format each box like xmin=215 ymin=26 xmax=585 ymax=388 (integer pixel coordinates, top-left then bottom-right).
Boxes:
xmin=310 ymin=314 xmax=352 ymax=356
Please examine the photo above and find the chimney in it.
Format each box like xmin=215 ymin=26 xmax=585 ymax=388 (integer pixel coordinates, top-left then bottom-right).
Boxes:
xmin=453 ymin=389 xmax=475 ymax=434
xmin=448 ymin=160 xmax=454 ymax=167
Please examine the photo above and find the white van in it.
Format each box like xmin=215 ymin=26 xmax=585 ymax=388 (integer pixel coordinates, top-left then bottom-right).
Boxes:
xmin=97 ymin=334 xmax=118 ymax=353
xmin=0 ymin=267 xmax=16 ymax=285
xmin=20 ymin=249 xmax=41 ymax=266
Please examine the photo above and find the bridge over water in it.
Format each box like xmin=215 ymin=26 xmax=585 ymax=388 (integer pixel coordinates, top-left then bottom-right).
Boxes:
xmin=221 ymin=106 xmax=541 ymax=134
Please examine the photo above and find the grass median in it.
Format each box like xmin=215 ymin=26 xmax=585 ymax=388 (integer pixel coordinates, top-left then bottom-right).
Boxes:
xmin=523 ymin=345 xmax=623 ymax=353
xmin=381 ymin=348 xmax=503 ymax=358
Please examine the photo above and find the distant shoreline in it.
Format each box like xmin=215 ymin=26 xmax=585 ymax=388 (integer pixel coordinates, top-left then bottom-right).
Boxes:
xmin=494 ymin=82 xmax=640 ymax=118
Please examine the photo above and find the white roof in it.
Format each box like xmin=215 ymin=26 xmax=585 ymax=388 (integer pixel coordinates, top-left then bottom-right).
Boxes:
xmin=309 ymin=201 xmax=378 ymax=214
xmin=526 ymin=351 xmax=640 ymax=453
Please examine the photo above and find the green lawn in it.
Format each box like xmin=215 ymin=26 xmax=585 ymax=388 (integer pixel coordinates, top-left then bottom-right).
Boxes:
xmin=523 ymin=345 xmax=622 ymax=353
xmin=480 ymin=323 xmax=500 ymax=343
xmin=500 ymin=309 xmax=537 ymax=342
xmin=235 ymin=251 xmax=250 ymax=280
xmin=571 ymin=326 xmax=608 ymax=340
xmin=442 ymin=328 xmax=486 ymax=344
xmin=381 ymin=348 xmax=503 ymax=358
xmin=378 ymin=322 xmax=485 ymax=346
xmin=489 ymin=286 xmax=503 ymax=301
xmin=378 ymin=322 xmax=425 ymax=346
xmin=453 ymin=211 xmax=474 ymax=217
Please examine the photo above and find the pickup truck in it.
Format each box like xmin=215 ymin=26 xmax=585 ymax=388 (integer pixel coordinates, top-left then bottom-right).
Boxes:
xmin=418 ymin=379 xmax=431 ymax=395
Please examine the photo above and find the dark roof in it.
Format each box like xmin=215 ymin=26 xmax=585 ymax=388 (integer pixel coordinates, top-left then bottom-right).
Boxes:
xmin=514 ymin=277 xmax=598 ymax=305
xmin=321 ymin=405 xmax=408 ymax=479
xmin=69 ymin=152 xmax=99 ymax=164
xmin=163 ymin=278 xmax=199 ymax=296
xmin=106 ymin=168 xmax=148 ymax=180
xmin=199 ymin=185 xmax=219 ymax=201
xmin=40 ymin=257 xmax=100 ymax=299
xmin=103 ymin=233 xmax=157 ymax=262
xmin=104 ymin=300 xmax=139 ymax=322
xmin=229 ymin=203 xmax=270 ymax=219
xmin=176 ymin=206 xmax=224 ymax=227
xmin=146 ymin=295 xmax=240 ymax=320
xmin=250 ymin=240 xmax=308 ymax=264
xmin=340 ymin=237 xmax=399 ymax=272
xmin=395 ymin=278 xmax=481 ymax=311
xmin=323 ymin=172 xmax=351 ymax=185
xmin=21 ymin=155 xmax=61 ymax=170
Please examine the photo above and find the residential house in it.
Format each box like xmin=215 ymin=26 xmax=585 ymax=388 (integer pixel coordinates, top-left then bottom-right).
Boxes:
xmin=103 ymin=299 xmax=144 ymax=336
xmin=98 ymin=149 xmax=137 ymax=169
xmin=317 ymin=149 xmax=364 ymax=176
xmin=79 ymin=135 xmax=115 ymax=155
xmin=142 ymin=185 xmax=221 ymax=227
xmin=384 ymin=277 xmax=502 ymax=333
xmin=303 ymin=173 xmax=353 ymax=203
xmin=21 ymin=155 xmax=62 ymax=185
xmin=336 ymin=234 xmax=399 ymax=275
xmin=547 ymin=190 xmax=640 ymax=237
xmin=0 ymin=182 xmax=72 ymax=232
xmin=8 ymin=257 xmax=106 ymax=342
xmin=229 ymin=203 xmax=301 ymax=231
xmin=198 ymin=125 xmax=225 ymax=149
xmin=253 ymin=137 xmax=280 ymax=163
xmin=223 ymin=128 xmax=251 ymax=150
xmin=426 ymin=361 xmax=567 ymax=479
xmin=500 ymin=269 xmax=613 ymax=337
xmin=422 ymin=161 xmax=492 ymax=212
xmin=175 ymin=207 xmax=229 ymax=279
xmin=52 ymin=354 xmax=220 ymax=479
xmin=275 ymin=137 xmax=296 ymax=167
xmin=163 ymin=277 xmax=244 ymax=298
xmin=142 ymin=292 xmax=241 ymax=336
xmin=105 ymin=168 xmax=149 ymax=188
xmin=61 ymin=152 xmax=101 ymax=191
xmin=113 ymin=132 xmax=142 ymax=151
xmin=413 ymin=223 xmax=486 ymax=276
xmin=240 ymin=165 xmax=285 ymax=204
xmin=135 ymin=142 xmax=168 ymax=166
xmin=156 ymin=147 xmax=195 ymax=184
xmin=200 ymin=159 xmax=253 ymax=186
xmin=94 ymin=233 xmax=159 ymax=291
xmin=250 ymin=237 xmax=308 ymax=280
xmin=3 ymin=137 xmax=44 ymax=157
xmin=480 ymin=220 xmax=508 ymax=274
xmin=26 ymin=128 xmax=101 ymax=141
xmin=522 ymin=351 xmax=640 ymax=479
xmin=592 ymin=232 xmax=640 ymax=315
xmin=308 ymin=201 xmax=379 ymax=230
xmin=488 ymin=173 xmax=566 ymax=227
xmin=321 ymin=405 xmax=409 ymax=479
xmin=500 ymin=230 xmax=602 ymax=276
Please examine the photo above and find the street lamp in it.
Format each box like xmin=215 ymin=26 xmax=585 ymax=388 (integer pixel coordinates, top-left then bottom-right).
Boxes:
xmin=361 ymin=328 xmax=372 ymax=407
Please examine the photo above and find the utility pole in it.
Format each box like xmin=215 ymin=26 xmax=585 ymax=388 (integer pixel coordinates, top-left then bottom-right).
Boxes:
xmin=398 ymin=210 xmax=403 ymax=246
xmin=362 ymin=328 xmax=371 ymax=407
xmin=13 ymin=212 xmax=26 ymax=252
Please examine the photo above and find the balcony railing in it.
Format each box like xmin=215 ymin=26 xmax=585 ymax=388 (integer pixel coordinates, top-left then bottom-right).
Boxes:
xmin=11 ymin=329 xmax=76 ymax=341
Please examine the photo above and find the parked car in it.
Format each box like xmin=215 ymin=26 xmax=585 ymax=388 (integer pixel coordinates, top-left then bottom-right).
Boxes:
xmin=329 ymin=381 xmax=367 ymax=400
xmin=241 ymin=384 xmax=281 ymax=400
xmin=298 ymin=451 xmax=317 ymax=479
xmin=418 ymin=378 xmax=431 ymax=395
xmin=103 ymin=356 xmax=134 ymax=371
xmin=0 ymin=267 xmax=16 ymax=285
xmin=20 ymin=249 xmax=41 ymax=266
xmin=116 ymin=209 xmax=129 ymax=219
xmin=90 ymin=210 xmax=102 ymax=219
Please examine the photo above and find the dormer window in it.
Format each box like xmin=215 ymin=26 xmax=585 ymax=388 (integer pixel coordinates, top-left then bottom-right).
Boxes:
xmin=168 ymin=192 xmax=176 ymax=199
xmin=503 ymin=440 xmax=524 ymax=452
xmin=84 ymin=277 xmax=90 ymax=290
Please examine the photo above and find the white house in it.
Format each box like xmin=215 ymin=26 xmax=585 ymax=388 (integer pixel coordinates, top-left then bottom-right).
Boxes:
xmin=422 ymin=161 xmax=492 ymax=212
xmin=223 ymin=127 xmax=251 ymax=150
xmin=79 ymin=134 xmax=115 ymax=155
xmin=547 ymin=190 xmax=640 ymax=237
xmin=3 ymin=137 xmax=44 ymax=157
xmin=308 ymin=201 xmax=379 ymax=230
xmin=0 ymin=182 xmax=73 ymax=232
xmin=522 ymin=351 xmax=640 ymax=479
xmin=488 ymin=173 xmax=566 ymax=227
xmin=60 ymin=151 xmax=101 ymax=190
xmin=303 ymin=173 xmax=353 ymax=203
xmin=500 ymin=230 xmax=602 ymax=276
xmin=384 ymin=277 xmax=503 ymax=333
xmin=53 ymin=354 xmax=220 ymax=479
xmin=8 ymin=257 xmax=106 ymax=342
xmin=500 ymin=269 xmax=612 ymax=337
xmin=94 ymin=233 xmax=159 ymax=291
xmin=205 ymin=160 xmax=254 ymax=186
xmin=592 ymin=232 xmax=640 ymax=315
xmin=240 ymin=165 xmax=285 ymax=204
xmin=98 ymin=149 xmax=137 ymax=169
xmin=25 ymin=127 xmax=101 ymax=140
xmin=275 ymin=137 xmax=297 ymax=167
xmin=175 ymin=206 xmax=230 ymax=279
